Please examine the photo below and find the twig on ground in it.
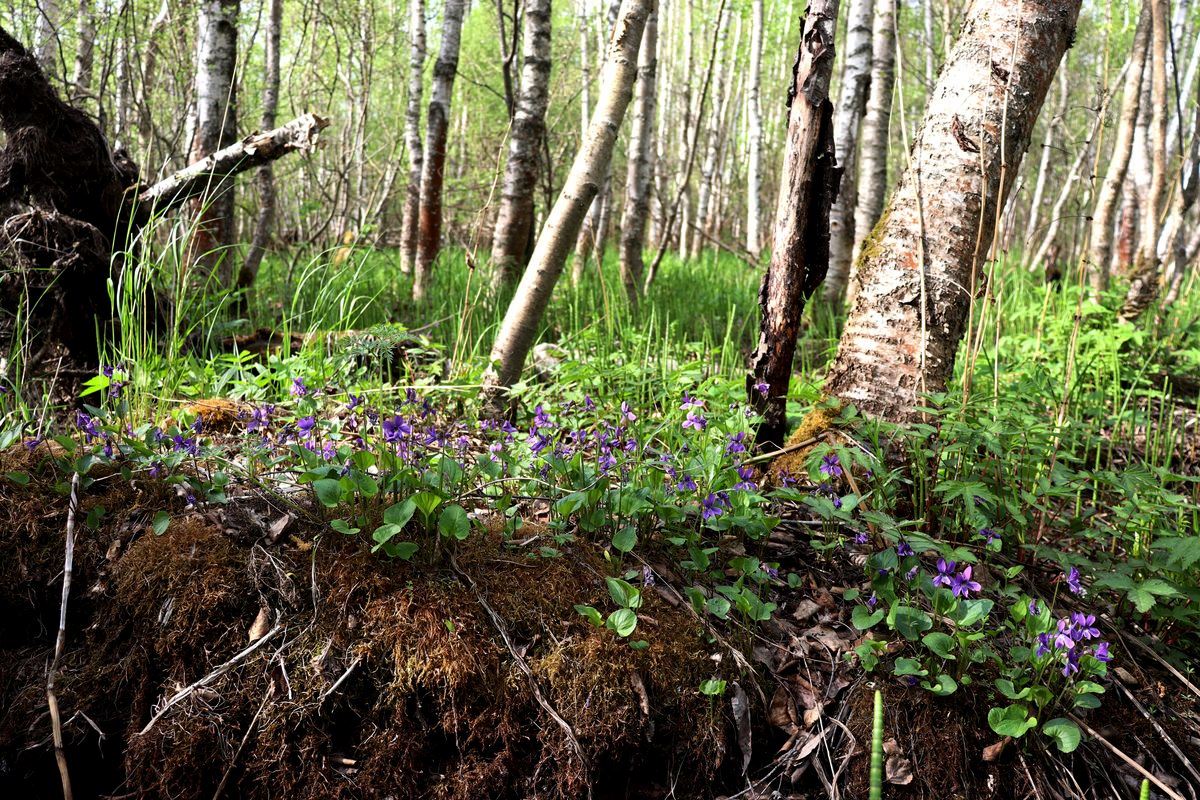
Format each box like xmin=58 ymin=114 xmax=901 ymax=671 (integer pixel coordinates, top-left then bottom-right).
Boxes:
xmin=449 ymin=553 xmax=591 ymax=798
xmin=1114 ymin=681 xmax=1200 ymax=787
xmin=211 ymin=683 xmax=274 ymax=800
xmin=138 ymin=621 xmax=283 ymax=735
xmin=744 ymin=434 xmax=826 ymax=466
xmin=1069 ymin=715 xmax=1186 ymax=800
xmin=319 ymin=656 xmax=362 ymax=702
xmin=46 ymin=472 xmax=80 ymax=800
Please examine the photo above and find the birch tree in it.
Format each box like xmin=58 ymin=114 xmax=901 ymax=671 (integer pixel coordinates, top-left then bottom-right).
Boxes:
xmin=825 ymin=0 xmax=1082 ymax=422
xmin=492 ymin=0 xmax=553 ymax=291
xmin=1123 ymin=0 xmax=1170 ymax=318
xmin=617 ymin=1 xmax=659 ymax=308
xmin=745 ymin=0 xmax=764 ymax=256
xmin=237 ymin=0 xmax=284 ymax=293
xmin=823 ymin=0 xmax=874 ymax=304
xmin=1089 ymin=4 xmax=1149 ymax=292
xmin=482 ymin=0 xmax=654 ymax=411
xmin=848 ymin=0 xmax=895 ymax=273
xmin=413 ymin=0 xmax=467 ymax=302
xmin=399 ymin=0 xmax=426 ymax=276
xmin=70 ymin=0 xmax=94 ymax=104
xmin=189 ymin=0 xmax=240 ymax=280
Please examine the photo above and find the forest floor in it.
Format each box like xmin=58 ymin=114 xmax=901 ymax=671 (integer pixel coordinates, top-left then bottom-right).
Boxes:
xmin=1 ymin=251 xmax=1199 ymax=799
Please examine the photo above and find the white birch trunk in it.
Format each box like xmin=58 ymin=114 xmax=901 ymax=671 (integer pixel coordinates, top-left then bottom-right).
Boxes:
xmin=823 ymin=0 xmax=874 ymax=303
xmin=617 ymin=1 xmax=659 ymax=309
xmin=399 ymin=0 xmax=426 ymax=276
xmin=491 ymin=0 xmax=553 ymax=290
xmin=825 ymin=0 xmax=1081 ymax=422
xmin=412 ymin=0 xmax=466 ymax=302
xmin=848 ymin=0 xmax=895 ymax=272
xmin=745 ymin=0 xmax=765 ymax=256
xmin=189 ymin=0 xmax=240 ymax=279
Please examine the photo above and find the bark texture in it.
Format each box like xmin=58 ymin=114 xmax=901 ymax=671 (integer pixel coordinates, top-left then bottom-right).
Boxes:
xmin=188 ymin=0 xmax=240 ymax=280
xmin=848 ymin=0 xmax=895 ymax=271
xmin=237 ymin=0 xmax=284 ymax=293
xmin=745 ymin=0 xmax=765 ymax=256
xmin=824 ymin=0 xmax=1081 ymax=422
xmin=491 ymin=0 xmax=553 ymax=291
xmin=399 ymin=0 xmax=426 ymax=276
xmin=482 ymin=0 xmax=652 ymax=411
xmin=617 ymin=1 xmax=659 ymax=309
xmin=823 ymin=0 xmax=874 ymax=303
xmin=413 ymin=0 xmax=466 ymax=302
xmin=139 ymin=115 xmax=329 ymax=212
xmin=1123 ymin=0 xmax=1170 ymax=319
xmin=748 ymin=0 xmax=840 ymax=448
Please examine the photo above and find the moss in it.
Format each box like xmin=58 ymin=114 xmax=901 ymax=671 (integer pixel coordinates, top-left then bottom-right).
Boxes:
xmin=766 ymin=401 xmax=842 ymax=485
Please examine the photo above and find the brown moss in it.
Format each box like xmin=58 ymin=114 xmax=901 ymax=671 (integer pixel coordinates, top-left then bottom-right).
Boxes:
xmin=177 ymin=398 xmax=247 ymax=433
xmin=766 ymin=402 xmax=840 ymax=485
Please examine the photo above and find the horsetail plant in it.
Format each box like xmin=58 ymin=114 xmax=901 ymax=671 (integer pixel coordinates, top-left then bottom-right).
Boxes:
xmin=870 ymin=689 xmax=884 ymax=800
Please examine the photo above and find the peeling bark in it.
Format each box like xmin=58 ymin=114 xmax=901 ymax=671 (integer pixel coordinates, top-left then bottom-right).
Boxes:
xmin=825 ymin=0 xmax=1081 ymax=422
xmin=823 ymin=0 xmax=874 ymax=304
xmin=413 ymin=0 xmax=466 ymax=302
xmin=748 ymin=1 xmax=840 ymax=447
xmin=491 ymin=0 xmax=553 ymax=291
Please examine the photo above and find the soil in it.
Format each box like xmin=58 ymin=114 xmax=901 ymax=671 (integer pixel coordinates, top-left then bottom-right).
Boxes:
xmin=0 ymin=442 xmax=1196 ymax=799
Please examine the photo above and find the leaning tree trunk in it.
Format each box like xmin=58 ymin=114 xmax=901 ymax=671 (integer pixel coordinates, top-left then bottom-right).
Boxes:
xmin=823 ymin=0 xmax=874 ymax=304
xmin=482 ymin=0 xmax=653 ymax=412
xmin=399 ymin=0 xmax=426 ymax=276
xmin=188 ymin=0 xmax=240 ymax=281
xmin=491 ymin=0 xmax=553 ymax=290
xmin=237 ymin=0 xmax=284 ymax=293
xmin=412 ymin=0 xmax=466 ymax=302
xmin=847 ymin=0 xmax=895 ymax=278
xmin=1123 ymin=0 xmax=1170 ymax=319
xmin=824 ymin=0 xmax=1081 ymax=422
xmin=748 ymin=0 xmax=840 ymax=448
xmin=745 ymin=0 xmax=765 ymax=256
xmin=617 ymin=0 xmax=659 ymax=309
xmin=691 ymin=5 xmax=731 ymax=258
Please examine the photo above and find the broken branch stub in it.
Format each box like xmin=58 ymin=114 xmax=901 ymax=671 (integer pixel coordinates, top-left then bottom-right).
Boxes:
xmin=134 ymin=113 xmax=329 ymax=215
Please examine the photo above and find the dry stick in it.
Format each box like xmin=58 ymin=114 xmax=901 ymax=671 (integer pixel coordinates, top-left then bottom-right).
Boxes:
xmin=1069 ymin=715 xmax=1186 ymax=800
xmin=449 ymin=553 xmax=591 ymax=796
xmin=211 ymin=683 xmax=274 ymax=800
xmin=1121 ymin=630 xmax=1200 ymax=697
xmin=642 ymin=0 xmax=729 ymax=291
xmin=743 ymin=434 xmax=825 ymax=466
xmin=1114 ymin=681 xmax=1200 ymax=787
xmin=46 ymin=472 xmax=80 ymax=800
xmin=138 ymin=622 xmax=283 ymax=735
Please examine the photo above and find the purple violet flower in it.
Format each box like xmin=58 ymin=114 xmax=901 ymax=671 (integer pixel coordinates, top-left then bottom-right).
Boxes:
xmin=950 ymin=565 xmax=981 ymax=599
xmin=819 ymin=453 xmax=843 ymax=478
xmin=896 ymin=540 xmax=914 ymax=558
xmin=933 ymin=559 xmax=956 ymax=589
xmin=1064 ymin=566 xmax=1084 ymax=595
xmin=290 ymin=377 xmax=309 ymax=397
xmin=683 ymin=409 xmax=707 ymax=431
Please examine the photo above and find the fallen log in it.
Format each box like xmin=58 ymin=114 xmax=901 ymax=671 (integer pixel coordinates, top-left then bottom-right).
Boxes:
xmin=135 ymin=114 xmax=329 ymax=215
xmin=0 ymin=23 xmax=328 ymax=366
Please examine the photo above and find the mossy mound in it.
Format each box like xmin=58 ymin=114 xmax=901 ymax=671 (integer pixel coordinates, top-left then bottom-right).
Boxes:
xmin=0 ymin=450 xmax=730 ymax=799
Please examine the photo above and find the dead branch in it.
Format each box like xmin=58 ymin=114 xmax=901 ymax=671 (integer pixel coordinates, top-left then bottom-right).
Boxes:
xmin=46 ymin=472 xmax=81 ymax=800
xmin=135 ymin=113 xmax=329 ymax=214
xmin=138 ymin=620 xmax=283 ymax=736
